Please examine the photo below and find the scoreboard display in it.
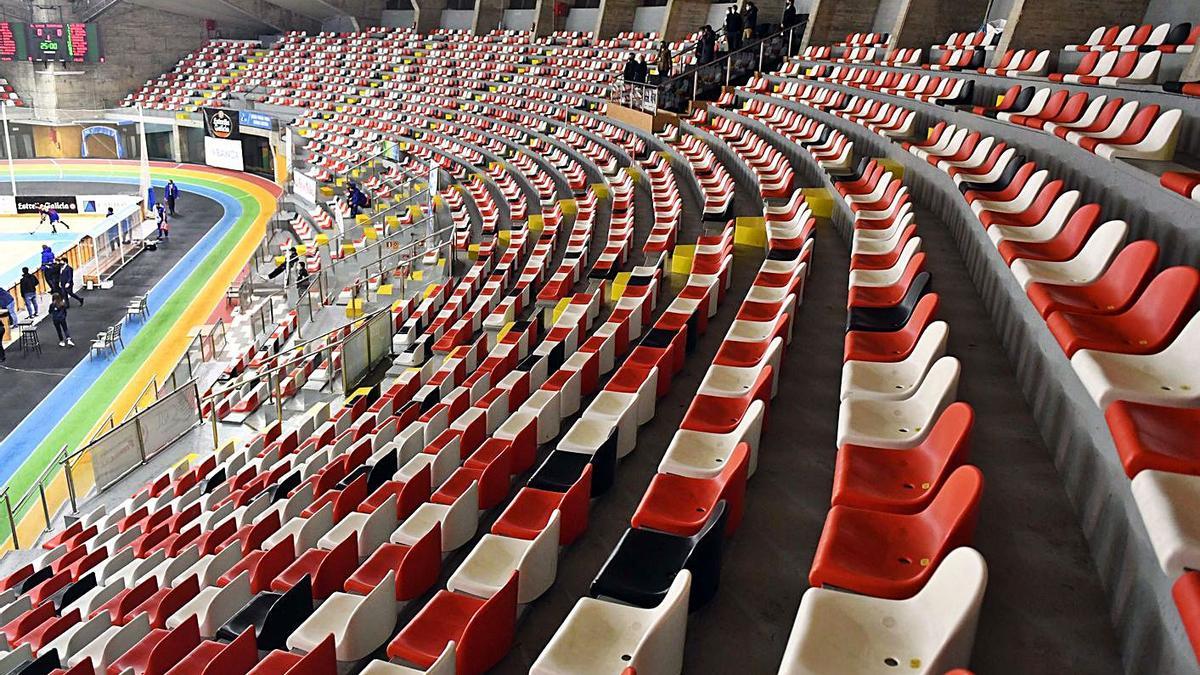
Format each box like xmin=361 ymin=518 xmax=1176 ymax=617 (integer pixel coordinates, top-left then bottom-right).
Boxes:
xmin=28 ymin=23 xmax=104 ymax=62
xmin=0 ymin=21 xmax=104 ymax=63
xmin=0 ymin=22 xmax=26 ymax=61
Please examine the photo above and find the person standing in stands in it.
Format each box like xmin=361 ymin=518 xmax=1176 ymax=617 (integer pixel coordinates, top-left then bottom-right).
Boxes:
xmin=698 ymin=25 xmax=716 ymax=63
xmin=657 ymin=42 xmax=673 ymax=81
xmin=635 ymin=55 xmax=649 ymax=83
xmin=726 ymin=7 xmax=744 ymax=51
xmin=0 ymin=286 xmax=16 ymax=327
xmin=40 ymin=245 xmax=60 ymax=293
xmin=58 ymin=258 xmax=83 ymax=307
xmin=19 ymin=268 xmax=39 ymax=318
xmin=0 ymin=287 xmax=12 ymax=363
xmin=743 ymin=1 xmax=759 ymax=40
xmin=165 ymin=180 xmax=180 ymax=217
xmin=783 ymin=0 xmax=798 ymax=29
xmin=623 ymin=53 xmax=638 ymax=82
xmin=49 ymin=293 xmax=73 ymax=347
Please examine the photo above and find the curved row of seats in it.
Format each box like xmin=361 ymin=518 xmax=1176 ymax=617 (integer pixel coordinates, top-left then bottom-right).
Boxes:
xmin=803 ymin=23 xmax=1197 ymax=86
xmin=715 ymin=88 xmax=990 ymax=674
xmin=749 ymin=59 xmax=1200 ymax=666
xmin=124 ymin=28 xmax=668 ymax=114
xmin=530 ymin=111 xmax=811 ymax=670
xmin=767 ymin=63 xmax=1187 ymax=196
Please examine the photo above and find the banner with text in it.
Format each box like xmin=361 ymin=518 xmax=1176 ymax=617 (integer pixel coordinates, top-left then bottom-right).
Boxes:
xmin=203 ymin=107 xmax=244 ymax=171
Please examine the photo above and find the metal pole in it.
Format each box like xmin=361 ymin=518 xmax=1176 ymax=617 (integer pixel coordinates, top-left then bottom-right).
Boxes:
xmin=38 ymin=484 xmax=50 ymax=531
xmin=64 ymin=453 xmax=78 ymax=513
xmin=134 ymin=419 xmax=148 ymax=463
xmin=272 ymin=372 xmax=283 ymax=422
xmin=5 ymin=494 xmax=18 ymax=549
xmin=209 ymin=403 xmax=221 ymax=452
xmin=1 ymin=103 xmax=16 ymax=199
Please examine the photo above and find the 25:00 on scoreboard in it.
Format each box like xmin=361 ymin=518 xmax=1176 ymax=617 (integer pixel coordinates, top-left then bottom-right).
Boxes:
xmin=0 ymin=21 xmax=104 ymax=62
xmin=28 ymin=23 xmax=104 ymax=62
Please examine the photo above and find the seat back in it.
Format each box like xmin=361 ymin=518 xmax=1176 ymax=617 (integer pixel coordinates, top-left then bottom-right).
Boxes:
xmin=909 ymin=546 xmax=988 ymax=668
xmin=632 ymin=570 xmax=691 ymax=674
xmin=147 ymin=616 xmax=201 ymax=675
xmin=202 ymin=626 xmax=257 ymax=675
xmin=923 ymin=466 xmax=984 ymax=546
xmin=261 ymin=575 xmax=314 ymax=651
xmin=1126 ymin=266 xmax=1200 ymax=338
xmin=911 ymin=357 xmax=961 ymax=422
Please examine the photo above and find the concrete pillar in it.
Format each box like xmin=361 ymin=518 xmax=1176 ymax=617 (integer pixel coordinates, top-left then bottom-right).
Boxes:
xmin=802 ymin=0 xmax=882 ymax=46
xmin=171 ymin=124 xmax=184 ymax=163
xmin=995 ymin=0 xmax=1151 ymax=55
xmin=597 ymin=0 xmax=638 ymax=39
xmin=888 ymin=0 xmax=989 ymax=49
xmin=532 ymin=0 xmax=556 ymax=36
xmin=474 ymin=0 xmax=505 ymax=33
xmin=413 ymin=0 xmax=448 ymax=31
xmin=751 ymin=0 xmax=787 ymax=29
xmin=660 ymin=0 xmax=712 ymax=41
xmin=1183 ymin=47 xmax=1200 ymax=82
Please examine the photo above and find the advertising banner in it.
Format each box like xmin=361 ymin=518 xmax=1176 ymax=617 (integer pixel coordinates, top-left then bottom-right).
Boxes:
xmin=204 ymin=107 xmax=244 ymax=171
xmin=294 ymin=170 xmax=318 ymax=204
xmin=204 ymin=135 xmax=244 ymax=171
xmin=203 ymin=107 xmax=241 ymax=141
xmin=239 ymin=110 xmax=273 ymax=131
xmin=15 ymin=195 xmax=78 ymax=214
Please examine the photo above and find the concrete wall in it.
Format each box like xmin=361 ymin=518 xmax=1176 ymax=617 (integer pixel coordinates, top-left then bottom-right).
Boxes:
xmin=1143 ymin=0 xmax=1198 ymax=25
xmin=441 ymin=8 xmax=476 ymax=28
xmin=0 ymin=2 xmax=258 ymax=110
xmin=596 ymin=0 xmax=639 ymax=38
xmin=565 ymin=7 xmax=601 ymax=31
xmin=335 ymin=0 xmax=387 ymax=26
xmin=661 ymin=0 xmax=711 ymax=40
xmin=530 ymin=0 xmax=556 ymax=35
xmin=475 ymin=0 xmax=505 ymax=31
xmin=503 ymin=8 xmax=537 ymax=29
xmin=871 ymin=0 xmax=901 ymax=33
xmin=803 ymin=0 xmax=881 ymax=45
xmin=633 ymin=6 xmax=667 ymax=33
xmin=414 ymin=0 xmax=450 ymax=30
xmin=382 ymin=8 xmax=417 ymax=25
xmin=997 ymin=0 xmax=1151 ymax=54
xmin=889 ymin=0 xmax=990 ymax=48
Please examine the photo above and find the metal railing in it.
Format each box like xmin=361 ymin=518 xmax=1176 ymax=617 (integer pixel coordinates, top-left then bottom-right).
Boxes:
xmin=611 ymin=82 xmax=661 ymax=114
xmin=0 ymin=446 xmax=70 ymax=549
xmin=650 ymin=21 xmax=808 ymax=114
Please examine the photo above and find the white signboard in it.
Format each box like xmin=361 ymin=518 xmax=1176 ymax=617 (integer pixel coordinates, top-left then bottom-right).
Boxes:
xmin=90 ymin=422 xmax=143 ymax=491
xmin=204 ymin=136 xmax=245 ymax=171
xmin=295 ymin=171 xmax=318 ymax=204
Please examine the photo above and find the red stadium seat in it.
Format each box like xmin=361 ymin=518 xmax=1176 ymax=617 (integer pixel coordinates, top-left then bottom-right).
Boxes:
xmin=1045 ymin=267 xmax=1200 ymax=357
xmin=810 ymin=465 xmax=983 ymax=599
xmin=387 ymin=573 xmax=519 ymax=675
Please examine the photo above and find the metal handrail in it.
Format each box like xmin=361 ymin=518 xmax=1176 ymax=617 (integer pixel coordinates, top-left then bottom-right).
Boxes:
xmin=127 ymin=376 xmax=160 ymax=421
xmin=665 ymin=21 xmax=805 ymax=89
xmin=0 ymin=445 xmax=69 ymax=549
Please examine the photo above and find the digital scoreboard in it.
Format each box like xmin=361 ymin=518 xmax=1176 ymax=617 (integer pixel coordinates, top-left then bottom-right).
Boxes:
xmin=27 ymin=22 xmax=104 ymax=63
xmin=0 ymin=22 xmax=26 ymax=61
xmin=0 ymin=22 xmax=103 ymax=62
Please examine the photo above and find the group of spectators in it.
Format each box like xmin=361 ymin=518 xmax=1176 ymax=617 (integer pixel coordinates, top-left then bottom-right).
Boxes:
xmin=0 ymin=245 xmax=82 ymax=360
xmin=623 ymin=0 xmax=804 ymax=84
